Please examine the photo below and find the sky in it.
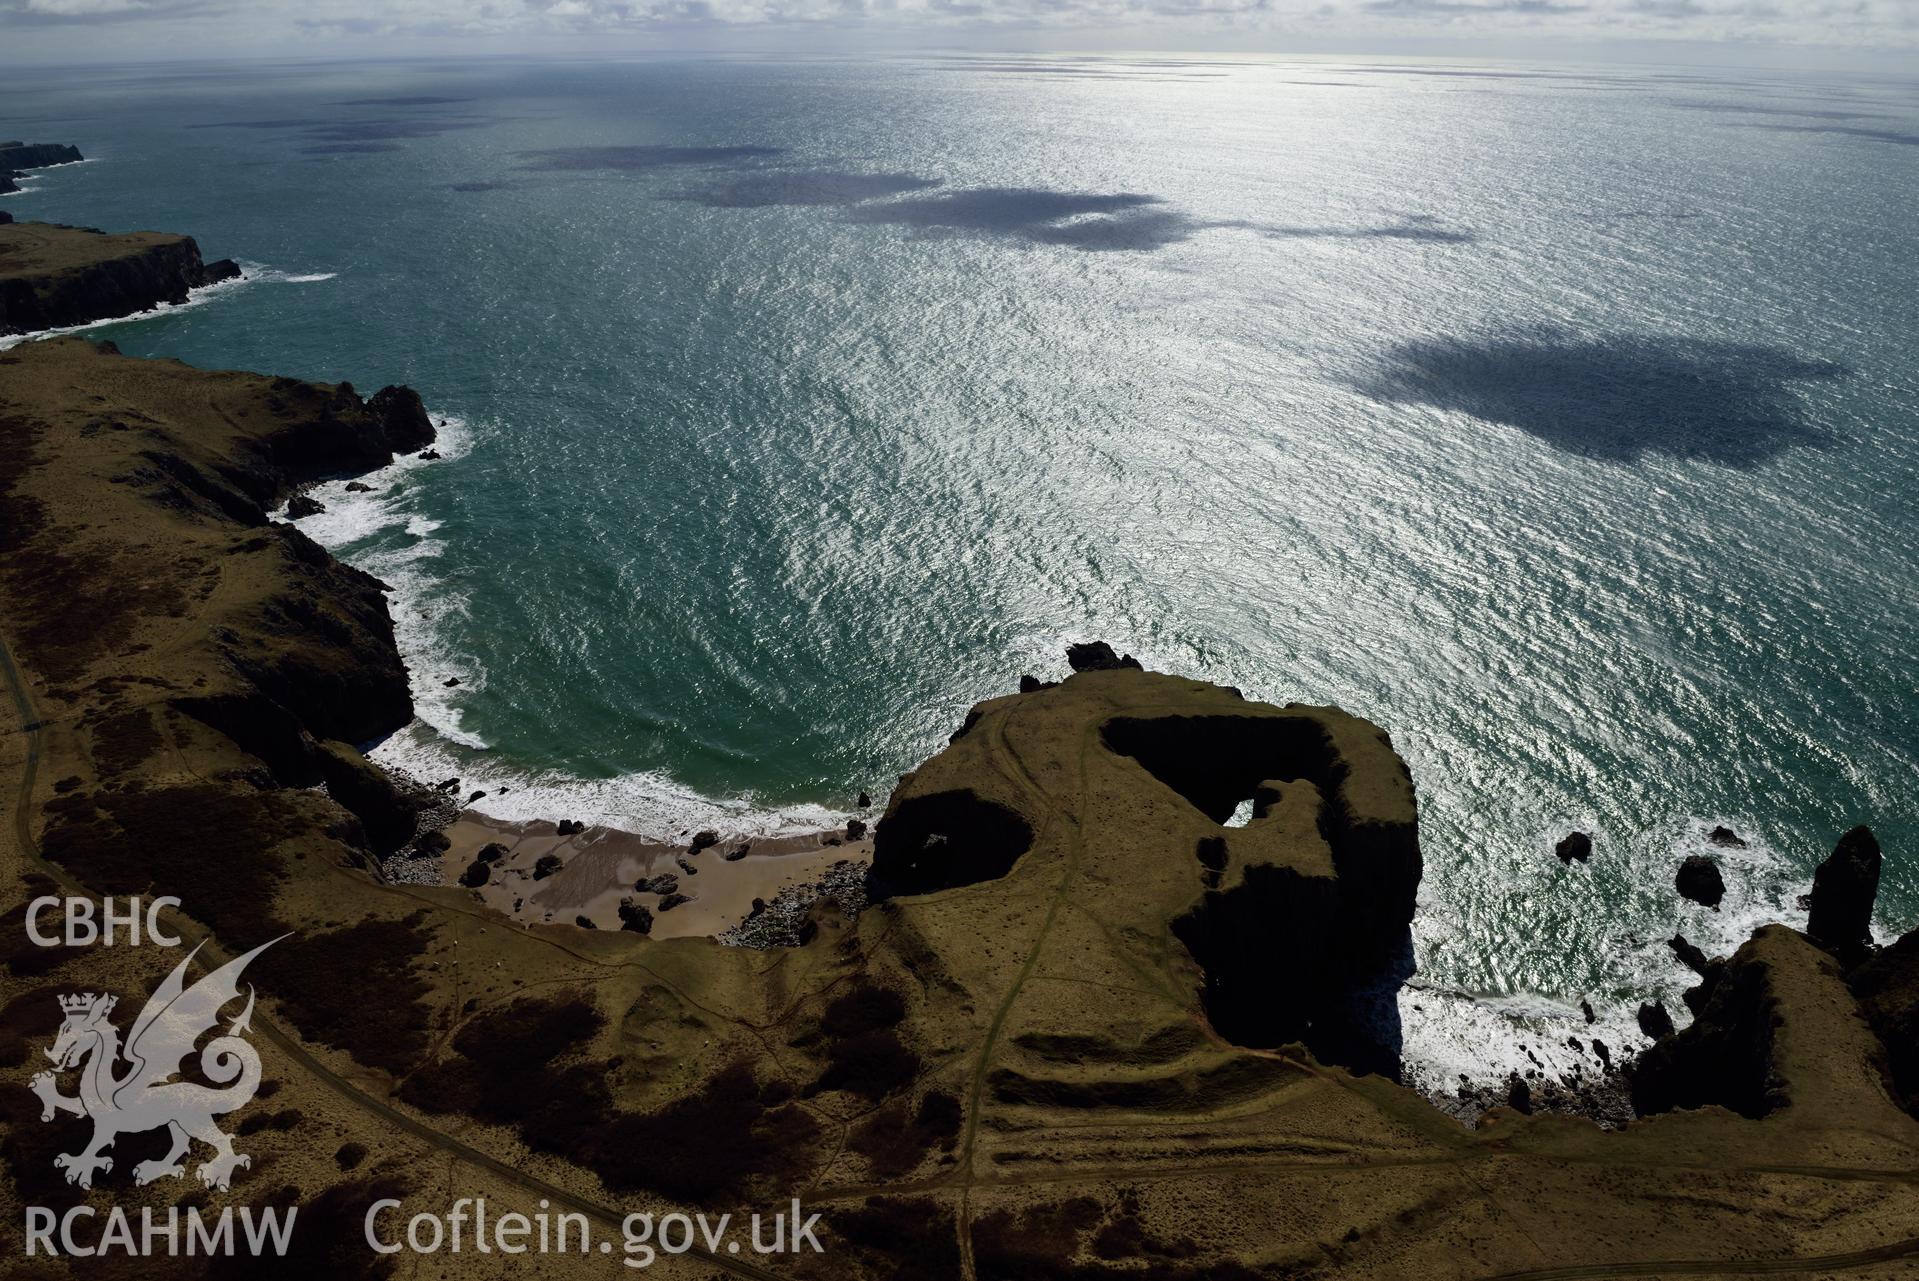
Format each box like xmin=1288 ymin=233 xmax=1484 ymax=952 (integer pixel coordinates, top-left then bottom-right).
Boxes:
xmin=1 ymin=0 xmax=1915 ymax=69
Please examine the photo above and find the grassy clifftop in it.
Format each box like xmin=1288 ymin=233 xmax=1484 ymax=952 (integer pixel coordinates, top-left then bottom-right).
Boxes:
xmin=0 ymin=221 xmax=240 ymax=335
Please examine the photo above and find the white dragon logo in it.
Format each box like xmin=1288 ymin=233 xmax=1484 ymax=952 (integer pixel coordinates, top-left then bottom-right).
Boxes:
xmin=29 ymin=937 xmax=283 ymax=1192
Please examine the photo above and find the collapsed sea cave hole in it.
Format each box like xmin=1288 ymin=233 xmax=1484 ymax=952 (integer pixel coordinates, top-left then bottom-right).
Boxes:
xmin=1103 ymin=714 xmax=1412 ymax=1078
xmin=1100 ymin=714 xmax=1345 ymax=828
xmin=869 ymin=789 xmax=1035 ymax=896
xmin=1173 ymin=877 xmax=1414 ymax=1080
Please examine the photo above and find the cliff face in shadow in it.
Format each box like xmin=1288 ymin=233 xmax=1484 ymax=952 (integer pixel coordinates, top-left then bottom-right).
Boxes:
xmin=0 ymin=221 xmax=240 ymax=335
xmin=0 ymin=142 xmax=84 ymax=198
xmin=0 ymin=143 xmax=83 ymax=170
xmin=2 ymin=341 xmax=1917 ymax=1279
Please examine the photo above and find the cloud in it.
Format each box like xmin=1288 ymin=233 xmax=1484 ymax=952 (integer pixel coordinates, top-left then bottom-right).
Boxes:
xmin=1364 ymin=0 xmax=1590 ymax=16
xmin=1 ymin=0 xmax=215 ymax=23
xmin=2 ymin=0 xmax=1914 ymax=53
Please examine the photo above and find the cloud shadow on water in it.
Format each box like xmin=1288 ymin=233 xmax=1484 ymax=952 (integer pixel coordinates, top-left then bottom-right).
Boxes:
xmin=840 ymin=187 xmax=1478 ymax=252
xmin=840 ymin=187 xmax=1217 ymax=251
xmin=303 ymin=119 xmax=489 ymax=143
xmin=667 ymin=169 xmax=941 ymax=208
xmin=195 ymin=112 xmax=495 ymax=157
xmin=1357 ymin=334 xmax=1846 ymax=466
xmin=334 ymin=95 xmax=474 ymax=107
xmin=1266 ymin=217 xmax=1476 ymax=243
xmin=1668 ymin=100 xmax=1884 ymax=122
xmin=302 ymin=142 xmax=403 ymax=155
xmin=517 ymin=145 xmax=785 ymax=172
xmin=191 ymin=118 xmax=312 ymax=130
xmin=1737 ymin=123 xmax=1919 ymax=147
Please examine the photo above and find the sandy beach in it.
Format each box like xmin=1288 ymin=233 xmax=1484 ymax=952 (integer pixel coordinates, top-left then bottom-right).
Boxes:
xmin=434 ymin=812 xmax=873 ymax=937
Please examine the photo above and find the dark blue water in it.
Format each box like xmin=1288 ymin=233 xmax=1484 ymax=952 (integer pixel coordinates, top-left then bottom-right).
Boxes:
xmin=5 ymin=53 xmax=1914 ymax=1082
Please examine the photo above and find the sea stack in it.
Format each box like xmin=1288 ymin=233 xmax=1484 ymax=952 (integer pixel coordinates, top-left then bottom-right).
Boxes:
xmin=1807 ymin=825 xmax=1881 ymax=965
xmin=1676 ymin=854 xmax=1727 ymax=909
xmin=1555 ymin=831 xmax=1593 ymax=863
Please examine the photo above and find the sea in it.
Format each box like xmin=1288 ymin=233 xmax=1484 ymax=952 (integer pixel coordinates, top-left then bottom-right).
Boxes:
xmin=4 ymin=51 xmax=1914 ymax=1091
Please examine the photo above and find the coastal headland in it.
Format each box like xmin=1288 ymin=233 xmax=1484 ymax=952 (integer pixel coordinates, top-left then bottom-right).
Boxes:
xmin=2 ymin=332 xmax=1917 ymax=1277
xmin=0 ymin=141 xmax=83 ymax=198
xmin=0 ymin=219 xmax=241 ymax=337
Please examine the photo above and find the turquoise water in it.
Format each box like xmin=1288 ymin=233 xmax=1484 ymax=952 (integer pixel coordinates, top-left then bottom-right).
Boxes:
xmin=6 ymin=54 xmax=1914 ymax=1081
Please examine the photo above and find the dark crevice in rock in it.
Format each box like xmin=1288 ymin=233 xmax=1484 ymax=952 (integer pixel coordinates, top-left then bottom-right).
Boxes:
xmin=1194 ymin=836 xmax=1226 ymax=889
xmin=172 ymin=692 xmax=319 ymax=786
xmin=139 ymin=448 xmax=271 ymax=526
xmin=313 ymin=738 xmax=438 ymax=857
xmin=1851 ymin=928 xmax=1919 ymax=1117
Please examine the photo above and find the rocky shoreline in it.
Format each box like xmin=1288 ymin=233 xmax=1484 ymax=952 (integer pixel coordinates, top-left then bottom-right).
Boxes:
xmin=3 ymin=178 xmax=1917 ymax=1273
xmin=0 ymin=337 xmax=441 ymax=880
xmin=718 ymin=856 xmax=873 ymax=948
xmin=1428 ymin=822 xmax=1903 ymax=1129
xmin=390 ymin=802 xmax=876 ymax=939
xmin=2 ymin=340 xmax=1910 ymax=1117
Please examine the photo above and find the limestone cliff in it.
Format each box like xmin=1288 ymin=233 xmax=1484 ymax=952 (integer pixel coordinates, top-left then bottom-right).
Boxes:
xmin=1853 ymin=930 xmax=1919 ymax=1115
xmin=0 ymin=142 xmax=84 ymax=199
xmin=0 ymin=338 xmax=433 ymax=867
xmin=0 ymin=142 xmax=83 ymax=171
xmin=0 ymin=220 xmax=241 ymax=335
